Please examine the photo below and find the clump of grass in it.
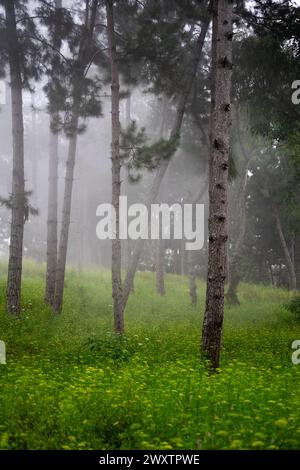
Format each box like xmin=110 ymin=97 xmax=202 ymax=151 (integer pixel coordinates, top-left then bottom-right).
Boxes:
xmin=285 ymin=295 xmax=300 ymax=319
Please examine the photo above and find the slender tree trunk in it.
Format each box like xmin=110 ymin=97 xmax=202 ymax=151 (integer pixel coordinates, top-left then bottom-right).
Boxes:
xmin=106 ymin=0 xmax=123 ymax=333
xmin=5 ymin=0 xmax=25 ymax=315
xmin=52 ymin=0 xmax=98 ymax=313
xmin=155 ymin=96 xmax=167 ymax=295
xmin=53 ymin=124 xmax=79 ymax=312
xmin=44 ymin=0 xmax=61 ymax=304
xmin=45 ymin=122 xmax=59 ymax=304
xmin=227 ymin=170 xmax=248 ymax=305
xmin=122 ymin=7 xmax=211 ymax=311
xmin=274 ymin=205 xmax=297 ymax=291
xmin=187 ymin=180 xmax=208 ymax=306
xmin=202 ymin=0 xmax=233 ymax=370
xmin=291 ymin=235 xmax=295 ymax=272
xmin=31 ymin=96 xmax=38 ymax=207
xmin=188 ymin=250 xmax=197 ymax=305
xmin=123 ymin=93 xmax=133 ymax=278
xmin=155 ymin=239 xmax=165 ymax=296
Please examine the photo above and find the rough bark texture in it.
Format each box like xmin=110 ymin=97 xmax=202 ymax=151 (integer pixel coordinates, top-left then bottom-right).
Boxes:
xmin=5 ymin=0 xmax=25 ymax=315
xmin=106 ymin=0 xmax=124 ymax=334
xmin=45 ymin=0 xmax=62 ymax=304
xmin=274 ymin=205 xmax=297 ymax=291
xmin=122 ymin=7 xmax=211 ymax=311
xmin=53 ymin=0 xmax=98 ymax=313
xmin=202 ymin=0 xmax=233 ymax=370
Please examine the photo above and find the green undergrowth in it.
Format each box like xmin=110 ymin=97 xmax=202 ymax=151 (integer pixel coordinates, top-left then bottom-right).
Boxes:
xmin=0 ymin=260 xmax=299 ymax=450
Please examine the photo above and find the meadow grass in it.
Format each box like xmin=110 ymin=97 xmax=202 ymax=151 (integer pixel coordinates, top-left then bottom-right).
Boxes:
xmin=0 ymin=260 xmax=300 ymax=450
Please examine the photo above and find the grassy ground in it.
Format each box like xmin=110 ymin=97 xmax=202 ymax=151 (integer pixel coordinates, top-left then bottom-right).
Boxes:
xmin=0 ymin=260 xmax=300 ymax=450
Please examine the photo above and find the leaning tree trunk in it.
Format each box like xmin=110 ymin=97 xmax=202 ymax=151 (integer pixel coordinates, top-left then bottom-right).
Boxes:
xmin=122 ymin=7 xmax=211 ymax=312
xmin=226 ymin=169 xmax=248 ymax=305
xmin=45 ymin=0 xmax=62 ymax=305
xmin=187 ymin=180 xmax=208 ymax=305
xmin=106 ymin=0 xmax=124 ymax=334
xmin=45 ymin=123 xmax=59 ymax=304
xmin=274 ymin=205 xmax=297 ymax=291
xmin=188 ymin=250 xmax=197 ymax=305
xmin=155 ymin=96 xmax=167 ymax=296
xmin=5 ymin=0 xmax=25 ymax=315
xmin=53 ymin=121 xmax=79 ymax=313
xmin=123 ymin=93 xmax=133 ymax=273
xmin=202 ymin=0 xmax=233 ymax=370
xmin=52 ymin=0 xmax=98 ymax=313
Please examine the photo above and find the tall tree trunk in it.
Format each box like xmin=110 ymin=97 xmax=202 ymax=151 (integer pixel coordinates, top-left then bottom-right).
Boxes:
xmin=188 ymin=180 xmax=208 ymax=306
xmin=155 ymin=96 xmax=167 ymax=295
xmin=188 ymin=250 xmax=197 ymax=305
xmin=122 ymin=7 xmax=211 ymax=312
xmin=106 ymin=0 xmax=123 ymax=334
xmin=202 ymin=0 xmax=233 ymax=370
xmin=53 ymin=0 xmax=98 ymax=313
xmin=123 ymin=94 xmax=133 ymax=276
xmin=31 ymin=95 xmax=38 ymax=207
xmin=226 ymin=169 xmax=248 ymax=305
xmin=227 ymin=110 xmax=254 ymax=304
xmin=53 ymin=124 xmax=79 ymax=312
xmin=5 ymin=0 xmax=25 ymax=315
xmin=44 ymin=0 xmax=61 ymax=304
xmin=45 ymin=122 xmax=59 ymax=304
xmin=274 ymin=205 xmax=297 ymax=291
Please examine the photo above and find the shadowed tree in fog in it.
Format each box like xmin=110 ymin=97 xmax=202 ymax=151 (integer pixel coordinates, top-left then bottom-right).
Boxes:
xmin=0 ymin=0 xmax=42 ymax=314
xmin=53 ymin=0 xmax=102 ymax=313
xmin=226 ymin=110 xmax=256 ymax=305
xmin=121 ymin=0 xmax=212 ymax=313
xmin=3 ymin=0 xmax=25 ymax=315
xmin=155 ymin=96 xmax=168 ymax=297
xmin=106 ymin=0 xmax=123 ymax=334
xmin=232 ymin=0 xmax=300 ymax=292
xmin=45 ymin=0 xmax=63 ymax=306
xmin=202 ymin=0 xmax=233 ymax=370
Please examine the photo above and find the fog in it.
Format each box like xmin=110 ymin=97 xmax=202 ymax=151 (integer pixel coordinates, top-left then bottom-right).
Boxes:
xmin=0 ymin=0 xmax=299 ymax=292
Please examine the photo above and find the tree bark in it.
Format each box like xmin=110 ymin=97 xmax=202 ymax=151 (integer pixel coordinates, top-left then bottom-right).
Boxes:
xmin=53 ymin=0 xmax=98 ymax=313
xmin=45 ymin=0 xmax=61 ymax=304
xmin=122 ymin=6 xmax=212 ymax=311
xmin=202 ymin=0 xmax=233 ymax=370
xmin=106 ymin=0 xmax=124 ymax=334
xmin=274 ymin=205 xmax=297 ymax=291
xmin=5 ymin=0 xmax=25 ymax=315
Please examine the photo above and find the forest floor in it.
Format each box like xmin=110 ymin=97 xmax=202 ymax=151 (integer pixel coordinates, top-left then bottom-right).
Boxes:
xmin=0 ymin=261 xmax=300 ymax=450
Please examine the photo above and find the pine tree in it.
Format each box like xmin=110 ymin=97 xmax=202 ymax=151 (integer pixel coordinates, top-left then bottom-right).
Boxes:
xmin=45 ymin=0 xmax=63 ymax=305
xmin=202 ymin=0 xmax=233 ymax=370
xmin=53 ymin=0 xmax=102 ymax=313
xmin=106 ymin=0 xmax=124 ymax=334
